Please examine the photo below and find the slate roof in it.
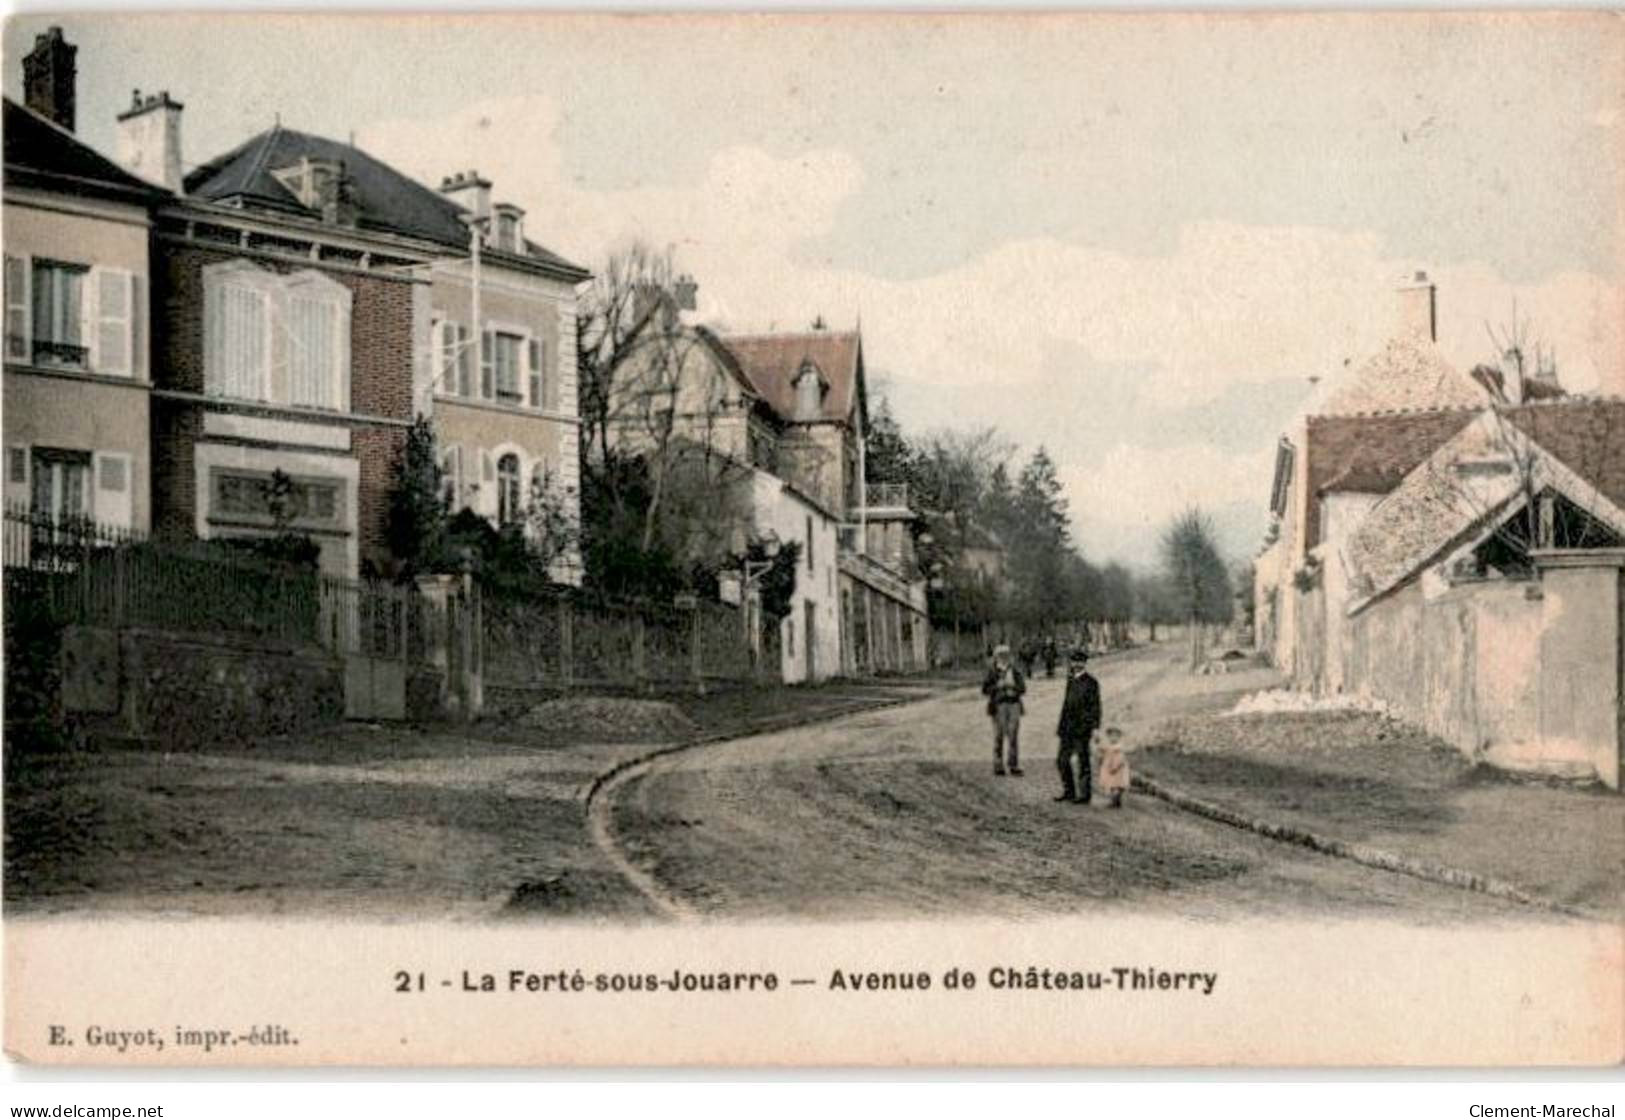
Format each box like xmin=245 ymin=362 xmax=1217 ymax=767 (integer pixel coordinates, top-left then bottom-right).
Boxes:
xmin=719 ymin=330 xmax=863 ymax=425
xmin=3 ymin=97 xmax=169 ymax=203
xmin=184 ymin=125 xmax=586 ymax=277
xmin=1317 ymin=334 xmax=1492 ymax=417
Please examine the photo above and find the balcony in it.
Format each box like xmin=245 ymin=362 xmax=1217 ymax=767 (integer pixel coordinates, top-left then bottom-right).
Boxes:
xmin=863 ymin=482 xmax=910 ymax=513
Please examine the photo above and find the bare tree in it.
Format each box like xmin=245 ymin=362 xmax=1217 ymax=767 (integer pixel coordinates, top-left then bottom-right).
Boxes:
xmin=1160 ymin=507 xmax=1233 ymax=670
xmin=577 ymin=240 xmax=679 ymax=465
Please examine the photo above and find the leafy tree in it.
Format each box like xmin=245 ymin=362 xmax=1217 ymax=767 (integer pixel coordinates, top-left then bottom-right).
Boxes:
xmin=387 ymin=416 xmax=448 ymax=575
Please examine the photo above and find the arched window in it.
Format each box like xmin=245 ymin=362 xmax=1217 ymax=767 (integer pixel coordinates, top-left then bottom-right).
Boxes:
xmin=497 ymin=453 xmax=522 ymax=525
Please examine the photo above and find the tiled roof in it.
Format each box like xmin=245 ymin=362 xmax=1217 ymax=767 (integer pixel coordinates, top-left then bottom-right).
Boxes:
xmin=184 ymin=126 xmax=585 ymax=276
xmin=1344 ymin=398 xmax=1625 ymax=606
xmin=1303 ymin=408 xmax=1480 ymax=548
xmin=719 ymin=330 xmax=863 ymax=425
xmin=1317 ymin=334 xmax=1492 ymax=416
xmin=1504 ymin=396 xmax=1625 ymax=510
xmin=3 ymin=97 xmax=169 ymax=203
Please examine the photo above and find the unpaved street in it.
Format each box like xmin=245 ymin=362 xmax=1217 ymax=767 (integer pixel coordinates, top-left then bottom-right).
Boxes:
xmin=604 ymin=646 xmax=1535 ymax=923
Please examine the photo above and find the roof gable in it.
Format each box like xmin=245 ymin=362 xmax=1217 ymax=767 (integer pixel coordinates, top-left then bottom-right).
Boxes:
xmin=1344 ymin=403 xmax=1625 ymax=609
xmin=1318 ymin=334 xmax=1492 ymax=417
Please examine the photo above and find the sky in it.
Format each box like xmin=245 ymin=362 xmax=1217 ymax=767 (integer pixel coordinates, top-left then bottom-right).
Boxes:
xmin=7 ymin=11 xmax=1622 ymax=569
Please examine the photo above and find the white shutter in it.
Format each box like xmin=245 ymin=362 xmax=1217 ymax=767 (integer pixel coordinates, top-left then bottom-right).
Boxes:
xmin=480 ymin=330 xmax=495 ymax=399
xmin=131 ymin=274 xmax=147 ymax=381
xmin=93 ymin=452 xmax=133 ymax=532
xmin=5 ymin=444 xmax=31 ymax=510
xmin=80 ymin=265 xmax=100 ymax=371
xmin=480 ymin=449 xmax=497 ymax=517
xmin=527 ymin=336 xmax=543 ymax=408
xmin=453 ymin=445 xmax=466 ymax=510
xmin=287 ymin=292 xmax=336 ymax=408
xmin=431 ymin=317 xmax=447 ymax=394
xmin=4 ymin=255 xmax=29 ymax=362
xmin=92 ymin=268 xmax=133 ymax=377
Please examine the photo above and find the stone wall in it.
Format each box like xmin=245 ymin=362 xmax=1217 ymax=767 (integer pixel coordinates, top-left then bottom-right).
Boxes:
xmin=69 ymin=627 xmax=345 ymax=749
xmin=1317 ymin=551 xmax=1623 ymax=787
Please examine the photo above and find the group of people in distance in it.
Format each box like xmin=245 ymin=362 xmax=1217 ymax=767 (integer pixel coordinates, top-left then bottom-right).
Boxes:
xmin=980 ymin=642 xmax=1128 ymax=807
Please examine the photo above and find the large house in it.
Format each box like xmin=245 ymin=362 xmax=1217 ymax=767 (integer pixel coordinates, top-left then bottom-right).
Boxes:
xmin=425 ymin=170 xmax=589 ymax=581
xmin=603 ymin=300 xmax=928 ymax=682
xmin=3 ymin=29 xmax=170 ymax=556
xmin=103 ymin=72 xmax=586 ymax=579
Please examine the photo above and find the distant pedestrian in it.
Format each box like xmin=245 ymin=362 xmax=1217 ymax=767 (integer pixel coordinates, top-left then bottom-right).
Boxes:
xmin=1098 ymin=726 xmax=1129 ymax=809
xmin=1054 ymin=647 xmax=1101 ymax=804
xmin=1042 ymin=637 xmax=1058 ymax=678
xmin=1017 ymin=638 xmax=1038 ymax=679
xmin=982 ymin=644 xmax=1026 ymax=777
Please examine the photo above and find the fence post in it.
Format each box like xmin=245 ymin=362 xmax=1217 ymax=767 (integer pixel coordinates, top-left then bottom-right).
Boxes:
xmin=558 ymin=595 xmax=574 ymax=690
xmin=632 ymin=610 xmax=647 ymax=692
xmin=690 ymin=603 xmax=706 ymax=696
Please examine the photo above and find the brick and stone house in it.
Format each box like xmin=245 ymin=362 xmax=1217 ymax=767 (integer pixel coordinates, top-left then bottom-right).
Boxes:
xmin=3 ymin=30 xmax=170 ymax=552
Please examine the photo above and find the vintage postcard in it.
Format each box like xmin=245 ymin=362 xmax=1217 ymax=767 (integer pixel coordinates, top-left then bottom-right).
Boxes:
xmin=2 ymin=10 xmax=1621 ymax=1067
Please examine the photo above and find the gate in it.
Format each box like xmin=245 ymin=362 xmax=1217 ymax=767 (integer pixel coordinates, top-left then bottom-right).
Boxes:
xmin=320 ymin=579 xmax=437 ymax=721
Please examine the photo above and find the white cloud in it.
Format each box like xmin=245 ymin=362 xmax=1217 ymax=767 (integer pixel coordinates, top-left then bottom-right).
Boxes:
xmin=358 ymin=94 xmax=1623 ymax=566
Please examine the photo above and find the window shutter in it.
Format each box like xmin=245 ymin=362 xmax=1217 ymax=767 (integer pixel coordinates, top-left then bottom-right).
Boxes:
xmin=80 ymin=266 xmax=101 ymax=371
xmin=3 ymin=255 xmax=29 ymax=362
xmin=480 ymin=330 xmax=495 ymax=399
xmin=528 ymin=337 xmax=543 ymax=408
xmin=481 ymin=449 xmax=497 ymax=517
xmin=93 ymin=452 xmax=133 ymax=532
xmin=431 ymin=318 xmax=447 ymax=394
xmin=5 ymin=444 xmax=31 ymax=511
xmin=92 ymin=268 xmax=133 ymax=377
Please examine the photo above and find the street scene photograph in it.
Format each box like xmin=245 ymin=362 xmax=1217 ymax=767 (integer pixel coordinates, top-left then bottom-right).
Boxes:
xmin=2 ymin=10 xmax=1621 ymax=946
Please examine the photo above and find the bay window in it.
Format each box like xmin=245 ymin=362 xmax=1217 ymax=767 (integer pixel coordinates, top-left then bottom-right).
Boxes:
xmin=203 ymin=260 xmax=350 ymax=409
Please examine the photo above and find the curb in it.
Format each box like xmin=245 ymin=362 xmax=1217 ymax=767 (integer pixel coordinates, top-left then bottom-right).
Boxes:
xmin=580 ymin=681 xmax=979 ymax=922
xmin=1131 ymin=772 xmax=1597 ymax=920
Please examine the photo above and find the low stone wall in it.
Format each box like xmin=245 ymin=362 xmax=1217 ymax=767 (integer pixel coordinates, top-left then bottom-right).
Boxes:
xmin=70 ymin=627 xmax=345 ymax=750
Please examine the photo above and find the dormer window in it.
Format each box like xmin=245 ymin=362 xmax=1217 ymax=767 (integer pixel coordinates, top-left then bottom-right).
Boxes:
xmin=793 ymin=357 xmax=826 ymax=420
xmin=272 ymin=157 xmax=343 ymax=210
xmin=491 ymin=204 xmax=525 ymax=254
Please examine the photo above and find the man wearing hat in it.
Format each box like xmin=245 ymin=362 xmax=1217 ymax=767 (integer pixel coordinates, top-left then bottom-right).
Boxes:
xmin=1055 ymin=647 xmax=1102 ymax=803
xmin=981 ymin=643 xmax=1027 ymax=776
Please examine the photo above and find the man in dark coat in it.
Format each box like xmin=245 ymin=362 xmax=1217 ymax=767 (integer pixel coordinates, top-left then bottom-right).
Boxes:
xmin=1055 ymin=647 xmax=1101 ymax=803
xmin=981 ymin=643 xmax=1026 ymax=776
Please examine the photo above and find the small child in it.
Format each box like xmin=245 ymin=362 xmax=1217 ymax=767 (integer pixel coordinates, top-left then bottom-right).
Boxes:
xmin=1098 ymin=726 xmax=1130 ymax=809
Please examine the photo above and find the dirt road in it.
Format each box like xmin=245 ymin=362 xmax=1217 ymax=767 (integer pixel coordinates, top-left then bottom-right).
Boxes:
xmin=601 ymin=646 xmax=1534 ymax=923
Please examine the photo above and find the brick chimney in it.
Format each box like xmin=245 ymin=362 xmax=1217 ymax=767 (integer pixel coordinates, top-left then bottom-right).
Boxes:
xmin=116 ymin=89 xmax=185 ymax=192
xmin=1396 ymin=270 xmax=1437 ymax=343
xmin=23 ymin=26 xmax=77 ymax=132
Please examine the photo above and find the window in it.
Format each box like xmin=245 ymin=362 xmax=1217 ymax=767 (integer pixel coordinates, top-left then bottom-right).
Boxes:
xmin=497 ymin=453 xmax=522 ymax=525
xmin=493 ymin=333 xmax=522 ymax=402
xmin=287 ymin=287 xmax=341 ymax=408
xmin=496 ymin=213 xmax=520 ymax=253
xmin=31 ymin=448 xmax=91 ymax=523
xmin=440 ymin=445 xmax=464 ymax=510
xmin=210 ymin=469 xmax=342 ymax=528
xmin=31 ymin=260 xmax=88 ymax=369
